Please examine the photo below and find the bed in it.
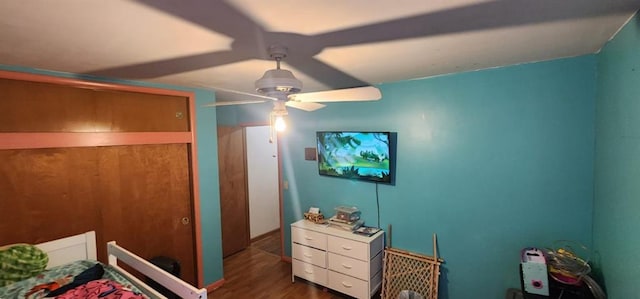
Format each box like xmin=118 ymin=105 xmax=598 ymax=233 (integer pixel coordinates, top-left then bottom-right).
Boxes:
xmin=0 ymin=231 xmax=208 ymax=299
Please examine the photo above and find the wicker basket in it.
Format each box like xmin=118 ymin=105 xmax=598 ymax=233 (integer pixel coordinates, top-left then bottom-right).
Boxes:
xmin=381 ymin=234 xmax=442 ymax=299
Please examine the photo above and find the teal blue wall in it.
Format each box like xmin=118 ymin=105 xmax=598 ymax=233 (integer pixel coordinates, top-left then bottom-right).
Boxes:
xmin=193 ymin=92 xmax=224 ymax=285
xmin=0 ymin=65 xmax=224 ymax=285
xmin=216 ymin=101 xmax=273 ymax=126
xmin=593 ymin=15 xmax=640 ymax=299
xmin=225 ymin=56 xmax=597 ymax=298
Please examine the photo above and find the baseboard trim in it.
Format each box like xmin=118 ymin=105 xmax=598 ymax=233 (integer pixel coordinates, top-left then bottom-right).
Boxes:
xmin=250 ymin=228 xmax=280 ymax=243
xmin=205 ymin=279 xmax=225 ymax=293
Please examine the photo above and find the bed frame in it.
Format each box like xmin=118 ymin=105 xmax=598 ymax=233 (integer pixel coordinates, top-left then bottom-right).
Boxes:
xmin=35 ymin=231 xmax=97 ymax=269
xmin=34 ymin=231 xmax=207 ymax=299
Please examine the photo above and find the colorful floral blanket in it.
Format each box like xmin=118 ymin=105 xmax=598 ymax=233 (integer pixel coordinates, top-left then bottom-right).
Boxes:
xmin=0 ymin=260 xmax=149 ymax=299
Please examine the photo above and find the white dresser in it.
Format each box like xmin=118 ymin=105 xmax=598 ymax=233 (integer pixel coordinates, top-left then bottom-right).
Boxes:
xmin=291 ymin=219 xmax=384 ymax=298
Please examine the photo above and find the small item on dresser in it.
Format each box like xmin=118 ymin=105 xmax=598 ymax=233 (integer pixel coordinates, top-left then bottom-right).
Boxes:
xmin=303 ymin=212 xmax=325 ymax=224
xmin=328 ymin=216 xmax=363 ymax=231
xmin=353 ymin=226 xmax=381 ymax=237
xmin=304 ymin=207 xmax=325 ymax=224
xmin=334 ymin=206 xmax=361 ymax=222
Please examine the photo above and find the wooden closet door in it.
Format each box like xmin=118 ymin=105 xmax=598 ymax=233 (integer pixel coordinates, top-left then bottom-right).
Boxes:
xmin=0 ymin=144 xmax=197 ymax=284
xmin=217 ymin=126 xmax=250 ymax=258
xmin=96 ymin=144 xmax=196 ymax=284
xmin=0 ymin=147 xmax=100 ymax=244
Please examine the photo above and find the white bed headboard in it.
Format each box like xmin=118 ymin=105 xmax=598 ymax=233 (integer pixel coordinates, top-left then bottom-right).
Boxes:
xmin=35 ymin=231 xmax=97 ymax=269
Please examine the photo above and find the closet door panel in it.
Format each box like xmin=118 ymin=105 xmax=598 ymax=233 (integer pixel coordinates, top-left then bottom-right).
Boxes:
xmin=0 ymin=147 xmax=101 ymax=244
xmin=93 ymin=90 xmax=189 ymax=132
xmin=96 ymin=144 xmax=196 ymax=284
xmin=0 ymin=78 xmax=190 ymax=132
xmin=0 ymin=78 xmax=97 ymax=132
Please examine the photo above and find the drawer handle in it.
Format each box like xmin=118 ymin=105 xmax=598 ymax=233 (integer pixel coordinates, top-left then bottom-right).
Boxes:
xmin=304 ymin=236 xmax=313 ymax=240
xmin=341 ymin=245 xmax=353 ymax=250
xmin=304 ymin=269 xmax=313 ymax=274
xmin=341 ymin=263 xmax=353 ymax=269
xmin=304 ymin=253 xmax=313 ymax=258
xmin=341 ymin=281 xmax=353 ymax=288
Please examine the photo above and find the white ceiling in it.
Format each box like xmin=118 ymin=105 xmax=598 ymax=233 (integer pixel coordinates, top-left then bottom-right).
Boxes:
xmin=1 ymin=0 xmax=639 ymax=98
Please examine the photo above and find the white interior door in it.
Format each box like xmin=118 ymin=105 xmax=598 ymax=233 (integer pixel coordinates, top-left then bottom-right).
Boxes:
xmin=245 ymin=126 xmax=280 ymax=239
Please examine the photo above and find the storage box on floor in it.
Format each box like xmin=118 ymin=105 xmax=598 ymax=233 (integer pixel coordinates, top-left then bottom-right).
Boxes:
xmin=147 ymin=256 xmax=181 ymax=299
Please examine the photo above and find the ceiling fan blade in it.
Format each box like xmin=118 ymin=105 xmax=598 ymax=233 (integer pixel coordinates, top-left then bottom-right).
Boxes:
xmin=197 ymin=85 xmax=275 ymax=107
xmin=214 ymin=87 xmax=275 ymax=101
xmin=285 ymin=101 xmax=326 ymax=112
xmin=290 ymin=86 xmax=381 ymax=103
xmin=203 ymin=100 xmax=266 ymax=107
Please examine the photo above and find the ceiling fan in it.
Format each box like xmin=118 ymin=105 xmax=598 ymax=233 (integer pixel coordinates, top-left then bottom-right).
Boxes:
xmin=204 ymin=44 xmax=382 ymax=130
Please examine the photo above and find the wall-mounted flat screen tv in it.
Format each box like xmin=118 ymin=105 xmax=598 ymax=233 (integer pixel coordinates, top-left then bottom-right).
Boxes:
xmin=317 ymin=131 xmax=395 ymax=185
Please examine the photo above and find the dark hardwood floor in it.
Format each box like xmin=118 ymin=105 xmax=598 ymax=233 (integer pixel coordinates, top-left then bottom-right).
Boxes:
xmin=250 ymin=230 xmax=282 ymax=256
xmin=208 ymin=247 xmax=350 ymax=299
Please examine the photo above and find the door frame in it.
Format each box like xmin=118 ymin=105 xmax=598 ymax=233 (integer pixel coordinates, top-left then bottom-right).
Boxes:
xmin=234 ymin=123 xmax=285 ymax=259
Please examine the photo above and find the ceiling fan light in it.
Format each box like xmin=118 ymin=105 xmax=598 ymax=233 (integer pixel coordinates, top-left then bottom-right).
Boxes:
xmin=274 ymin=116 xmax=286 ymax=132
xmin=255 ymin=69 xmax=302 ymax=94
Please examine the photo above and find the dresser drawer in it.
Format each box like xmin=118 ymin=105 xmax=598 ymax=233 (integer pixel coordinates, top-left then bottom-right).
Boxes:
xmin=293 ymin=259 xmax=327 ymax=285
xmin=293 ymin=243 xmax=327 ymax=268
xmin=328 ymin=252 xmax=368 ymax=280
xmin=328 ymin=235 xmax=368 ymax=260
xmin=328 ymin=270 xmax=369 ymax=299
xmin=371 ymin=268 xmax=383 ymax=295
xmin=292 ymin=227 xmax=327 ymax=250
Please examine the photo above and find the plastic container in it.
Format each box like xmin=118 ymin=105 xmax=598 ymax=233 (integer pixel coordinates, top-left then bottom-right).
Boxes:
xmin=334 ymin=206 xmax=361 ymax=222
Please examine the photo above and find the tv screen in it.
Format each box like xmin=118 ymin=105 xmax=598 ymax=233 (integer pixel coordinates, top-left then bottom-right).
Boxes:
xmin=317 ymin=131 xmax=395 ymax=184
